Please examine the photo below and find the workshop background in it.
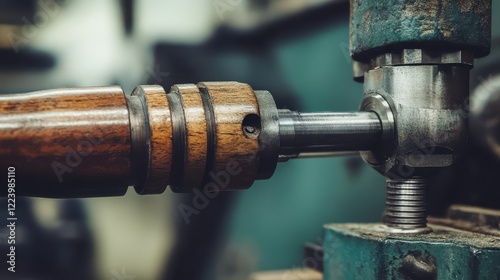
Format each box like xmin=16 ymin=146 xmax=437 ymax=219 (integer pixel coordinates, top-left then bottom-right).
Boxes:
xmin=0 ymin=0 xmax=499 ymax=279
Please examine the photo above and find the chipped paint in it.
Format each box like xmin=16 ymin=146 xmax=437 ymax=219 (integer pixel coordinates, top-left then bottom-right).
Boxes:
xmin=350 ymin=0 xmax=491 ymax=59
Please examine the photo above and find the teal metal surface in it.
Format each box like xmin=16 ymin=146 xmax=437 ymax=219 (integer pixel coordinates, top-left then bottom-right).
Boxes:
xmin=350 ymin=0 xmax=492 ymax=59
xmin=324 ymin=223 xmax=500 ymax=279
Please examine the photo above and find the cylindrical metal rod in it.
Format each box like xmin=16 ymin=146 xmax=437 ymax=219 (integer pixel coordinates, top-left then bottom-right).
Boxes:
xmin=278 ymin=110 xmax=382 ymax=156
xmin=297 ymin=151 xmax=359 ymax=159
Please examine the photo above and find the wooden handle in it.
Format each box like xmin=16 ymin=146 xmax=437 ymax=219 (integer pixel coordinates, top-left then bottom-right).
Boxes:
xmin=0 ymin=82 xmax=264 ymax=198
xmin=0 ymin=87 xmax=132 ymax=197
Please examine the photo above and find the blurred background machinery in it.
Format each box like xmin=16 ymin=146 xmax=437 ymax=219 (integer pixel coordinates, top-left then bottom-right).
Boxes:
xmin=0 ymin=0 xmax=500 ymax=279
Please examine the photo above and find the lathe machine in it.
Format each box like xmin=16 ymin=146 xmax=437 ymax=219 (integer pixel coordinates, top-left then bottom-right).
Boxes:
xmin=1 ymin=0 xmax=499 ymax=279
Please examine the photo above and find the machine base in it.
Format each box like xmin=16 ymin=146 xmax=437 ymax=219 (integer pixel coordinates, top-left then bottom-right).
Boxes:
xmin=323 ymin=223 xmax=500 ymax=279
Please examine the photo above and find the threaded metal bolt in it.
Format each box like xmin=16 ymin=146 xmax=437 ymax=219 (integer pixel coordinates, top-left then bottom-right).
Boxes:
xmin=385 ymin=178 xmax=428 ymax=230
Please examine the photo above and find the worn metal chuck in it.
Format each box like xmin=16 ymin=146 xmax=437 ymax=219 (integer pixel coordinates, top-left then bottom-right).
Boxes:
xmin=350 ymin=0 xmax=492 ymax=232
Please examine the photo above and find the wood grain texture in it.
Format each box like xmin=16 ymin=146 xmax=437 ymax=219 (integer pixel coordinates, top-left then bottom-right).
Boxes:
xmin=0 ymin=87 xmax=131 ymax=197
xmin=0 ymin=82 xmax=265 ymax=197
xmin=140 ymin=85 xmax=172 ymax=194
xmin=197 ymin=82 xmax=260 ymax=190
xmin=172 ymin=84 xmax=207 ymax=191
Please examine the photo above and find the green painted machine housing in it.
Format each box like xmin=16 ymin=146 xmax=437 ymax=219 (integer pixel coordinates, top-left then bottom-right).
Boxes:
xmin=350 ymin=0 xmax=492 ymax=60
xmin=323 ymin=224 xmax=500 ymax=279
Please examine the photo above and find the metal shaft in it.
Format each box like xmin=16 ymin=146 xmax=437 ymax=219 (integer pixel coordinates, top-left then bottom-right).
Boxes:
xmin=278 ymin=110 xmax=382 ymax=157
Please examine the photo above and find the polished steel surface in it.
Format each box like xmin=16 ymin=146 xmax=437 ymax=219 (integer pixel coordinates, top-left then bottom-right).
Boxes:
xmin=254 ymin=91 xmax=280 ymax=179
xmin=296 ymin=151 xmax=359 ymax=159
xmin=362 ymin=63 xmax=470 ymax=177
xmin=359 ymin=94 xmax=395 ymax=166
xmin=359 ymin=50 xmax=473 ymax=232
xmin=278 ymin=110 xmax=382 ymax=156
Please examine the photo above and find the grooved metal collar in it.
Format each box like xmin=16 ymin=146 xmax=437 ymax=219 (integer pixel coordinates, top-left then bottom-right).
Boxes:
xmin=354 ymin=49 xmax=475 ymax=81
